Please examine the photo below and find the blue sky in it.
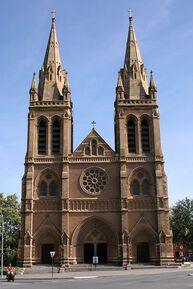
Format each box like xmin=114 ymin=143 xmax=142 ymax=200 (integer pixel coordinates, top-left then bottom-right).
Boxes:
xmin=0 ymin=0 xmax=193 ymax=205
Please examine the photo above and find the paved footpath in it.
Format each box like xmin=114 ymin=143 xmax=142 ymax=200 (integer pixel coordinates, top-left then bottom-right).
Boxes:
xmin=0 ymin=266 xmax=193 ymax=281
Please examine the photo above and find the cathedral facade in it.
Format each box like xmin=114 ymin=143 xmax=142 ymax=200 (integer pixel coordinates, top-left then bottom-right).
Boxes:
xmin=18 ymin=14 xmax=173 ymax=267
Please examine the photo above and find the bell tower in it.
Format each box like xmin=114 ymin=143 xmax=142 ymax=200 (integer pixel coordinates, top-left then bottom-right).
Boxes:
xmin=115 ymin=14 xmax=173 ymax=265
xmin=18 ymin=14 xmax=73 ymax=266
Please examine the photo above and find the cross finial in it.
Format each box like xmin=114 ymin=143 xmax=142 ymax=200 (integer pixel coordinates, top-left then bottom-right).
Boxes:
xmin=91 ymin=120 xmax=96 ymax=129
xmin=128 ymin=8 xmax=133 ymax=22
xmin=51 ymin=9 xmax=56 ymax=21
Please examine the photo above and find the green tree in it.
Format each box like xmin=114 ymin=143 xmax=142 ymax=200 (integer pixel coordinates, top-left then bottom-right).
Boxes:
xmin=0 ymin=193 xmax=21 ymax=265
xmin=170 ymin=197 xmax=193 ymax=250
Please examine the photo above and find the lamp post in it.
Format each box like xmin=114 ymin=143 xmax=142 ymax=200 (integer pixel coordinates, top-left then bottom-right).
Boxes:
xmin=0 ymin=212 xmax=4 ymax=279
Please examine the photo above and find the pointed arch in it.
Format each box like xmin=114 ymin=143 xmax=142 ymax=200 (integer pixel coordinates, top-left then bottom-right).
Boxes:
xmin=36 ymin=168 xmax=60 ymax=198
xmin=91 ymin=139 xmax=97 ymax=155
xmin=129 ymin=167 xmax=154 ymax=196
xmin=129 ymin=216 xmax=158 ymax=243
xmin=71 ymin=216 xmax=118 ymax=246
xmin=34 ymin=224 xmax=61 ymax=244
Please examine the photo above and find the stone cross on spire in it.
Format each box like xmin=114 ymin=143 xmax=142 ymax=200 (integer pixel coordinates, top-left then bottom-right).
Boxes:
xmin=91 ymin=121 xmax=96 ymax=129
xmin=51 ymin=9 xmax=56 ymax=21
xmin=128 ymin=8 xmax=133 ymax=20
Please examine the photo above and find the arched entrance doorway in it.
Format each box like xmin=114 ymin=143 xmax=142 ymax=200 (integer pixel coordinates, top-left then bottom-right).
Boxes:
xmin=42 ymin=243 xmax=55 ymax=264
xmin=34 ymin=225 xmax=60 ymax=265
xmin=137 ymin=242 xmax=149 ymax=263
xmin=129 ymin=218 xmax=157 ymax=264
xmin=84 ymin=229 xmax=107 ymax=263
xmin=72 ymin=217 xmax=118 ymax=264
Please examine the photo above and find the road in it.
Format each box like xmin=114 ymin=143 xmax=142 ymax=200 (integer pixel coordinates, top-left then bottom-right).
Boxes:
xmin=0 ymin=268 xmax=193 ymax=289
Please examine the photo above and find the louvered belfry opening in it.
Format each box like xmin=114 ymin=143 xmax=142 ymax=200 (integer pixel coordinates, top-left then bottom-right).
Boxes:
xmin=141 ymin=119 xmax=150 ymax=153
xmin=52 ymin=120 xmax=60 ymax=154
xmin=38 ymin=120 xmax=47 ymax=154
xmin=127 ymin=119 xmax=136 ymax=153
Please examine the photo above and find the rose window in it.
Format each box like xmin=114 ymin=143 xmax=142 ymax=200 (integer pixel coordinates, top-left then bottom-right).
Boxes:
xmin=80 ymin=167 xmax=107 ymax=195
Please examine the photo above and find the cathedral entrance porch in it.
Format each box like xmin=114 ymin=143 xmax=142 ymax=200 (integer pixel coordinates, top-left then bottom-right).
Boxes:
xmin=72 ymin=217 xmax=118 ymax=264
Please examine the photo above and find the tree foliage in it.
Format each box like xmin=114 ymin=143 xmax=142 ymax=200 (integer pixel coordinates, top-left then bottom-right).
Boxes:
xmin=170 ymin=197 xmax=193 ymax=250
xmin=0 ymin=193 xmax=21 ymax=265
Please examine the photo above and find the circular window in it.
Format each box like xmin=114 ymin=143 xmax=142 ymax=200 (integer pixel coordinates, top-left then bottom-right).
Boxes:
xmin=80 ymin=167 xmax=107 ymax=195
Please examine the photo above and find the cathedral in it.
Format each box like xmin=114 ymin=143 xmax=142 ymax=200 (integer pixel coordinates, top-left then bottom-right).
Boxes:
xmin=18 ymin=13 xmax=174 ymax=267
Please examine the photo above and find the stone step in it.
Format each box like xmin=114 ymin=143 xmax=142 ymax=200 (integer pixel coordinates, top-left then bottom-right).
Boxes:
xmin=64 ymin=265 xmax=123 ymax=272
xmin=24 ymin=265 xmax=59 ymax=274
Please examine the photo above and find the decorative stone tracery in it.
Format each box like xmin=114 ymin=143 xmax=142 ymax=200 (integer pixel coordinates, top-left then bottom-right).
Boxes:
xmin=80 ymin=167 xmax=107 ymax=195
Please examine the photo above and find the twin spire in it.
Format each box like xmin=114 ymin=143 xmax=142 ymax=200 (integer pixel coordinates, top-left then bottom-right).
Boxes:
xmin=30 ymin=12 xmax=71 ymax=102
xmin=116 ymin=12 xmax=157 ymax=100
xmin=30 ymin=11 xmax=157 ymax=103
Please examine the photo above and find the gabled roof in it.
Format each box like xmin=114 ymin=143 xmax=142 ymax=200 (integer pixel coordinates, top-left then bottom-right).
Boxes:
xmin=73 ymin=128 xmax=114 ymax=157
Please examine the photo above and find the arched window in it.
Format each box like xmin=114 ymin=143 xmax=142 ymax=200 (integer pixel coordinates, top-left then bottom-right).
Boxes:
xmin=38 ymin=173 xmax=59 ymax=198
xmin=131 ymin=180 xmax=140 ymax=195
xmin=85 ymin=146 xmax=90 ymax=155
xmin=142 ymin=179 xmax=150 ymax=195
xmin=38 ymin=120 xmax=47 ymax=155
xmin=127 ymin=119 xmax=136 ymax=153
xmin=52 ymin=120 xmax=60 ymax=154
xmin=141 ymin=118 xmax=150 ymax=153
xmin=130 ymin=170 xmax=153 ymax=196
xmin=49 ymin=180 xmax=59 ymax=196
xmin=98 ymin=146 xmax=104 ymax=156
xmin=91 ymin=139 xmax=97 ymax=155
xmin=39 ymin=181 xmax=48 ymax=196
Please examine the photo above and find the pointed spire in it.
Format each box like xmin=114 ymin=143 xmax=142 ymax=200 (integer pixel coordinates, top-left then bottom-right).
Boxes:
xmin=149 ymin=70 xmax=157 ymax=98
xmin=122 ymin=11 xmax=149 ymax=99
xmin=38 ymin=12 xmax=71 ymax=101
xmin=29 ymin=72 xmax=38 ymax=101
xmin=117 ymin=71 xmax=124 ymax=90
xmin=116 ymin=71 xmax=124 ymax=100
xmin=43 ymin=11 xmax=61 ymax=72
xmin=150 ymin=70 xmax=157 ymax=89
xmin=31 ymin=72 xmax=37 ymax=90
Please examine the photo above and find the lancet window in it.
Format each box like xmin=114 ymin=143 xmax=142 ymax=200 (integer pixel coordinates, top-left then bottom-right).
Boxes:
xmin=38 ymin=173 xmax=59 ymax=197
xmin=130 ymin=170 xmax=152 ymax=196
xmin=38 ymin=119 xmax=47 ymax=155
xmin=127 ymin=118 xmax=136 ymax=153
xmin=141 ymin=118 xmax=150 ymax=153
xmin=52 ymin=119 xmax=61 ymax=154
